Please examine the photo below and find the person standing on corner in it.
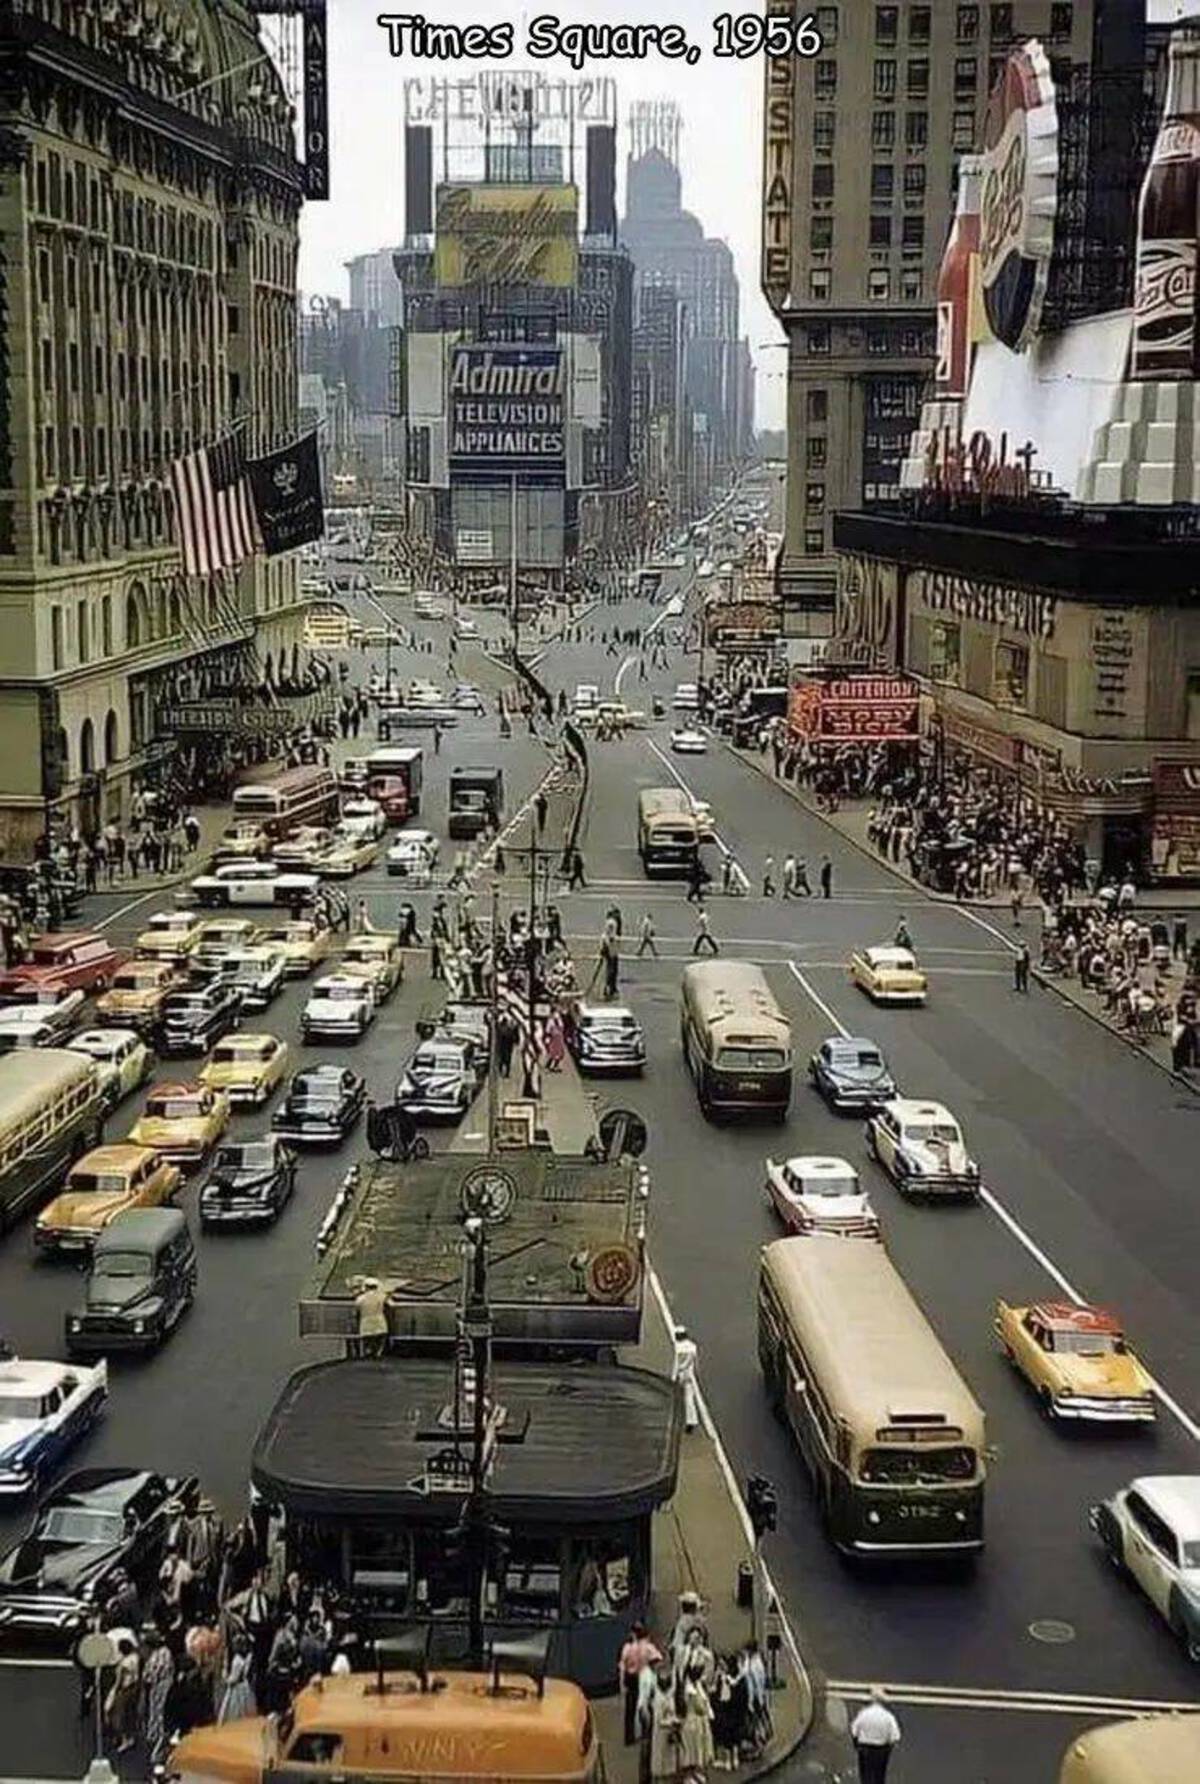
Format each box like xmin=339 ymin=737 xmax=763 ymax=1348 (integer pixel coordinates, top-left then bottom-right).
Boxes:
xmin=819 ymin=855 xmax=833 ymax=898
xmin=849 ymin=1691 xmax=901 ymax=1784
xmin=672 ymin=1326 xmax=700 ymax=1431
xmin=1014 ymin=941 xmax=1031 ymax=993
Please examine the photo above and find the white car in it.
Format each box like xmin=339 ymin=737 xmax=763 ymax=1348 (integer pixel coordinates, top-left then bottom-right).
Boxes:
xmin=452 ymin=683 xmax=486 ymax=714
xmin=301 ymin=973 xmax=376 ymax=1042
xmin=866 ymin=1098 xmax=981 ymax=1199
xmin=673 ymin=683 xmax=701 ymax=711
xmin=764 ymin=1155 xmax=880 ymax=1238
xmin=339 ymin=798 xmax=387 ymax=842
xmin=0 ymin=995 xmax=85 ymax=1052
xmin=408 ymin=680 xmax=444 ymax=707
xmin=414 ymin=594 xmax=442 ymax=620
xmin=574 ymin=684 xmax=600 ymax=715
xmin=220 ymin=946 xmax=287 ymax=1011
xmin=66 ymin=1028 xmax=152 ymax=1108
xmin=189 ymin=861 xmax=321 ymax=908
xmin=670 ymin=727 xmax=707 ymax=755
xmin=1091 ymin=1476 xmax=1200 ymax=1662
xmin=0 ymin=1357 xmax=108 ymax=1500
xmin=453 ymin=616 xmax=479 ymax=639
xmin=387 ymin=831 xmax=440 ymax=878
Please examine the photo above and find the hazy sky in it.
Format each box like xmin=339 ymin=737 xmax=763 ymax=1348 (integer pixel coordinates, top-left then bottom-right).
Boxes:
xmin=296 ymin=0 xmax=789 ymax=425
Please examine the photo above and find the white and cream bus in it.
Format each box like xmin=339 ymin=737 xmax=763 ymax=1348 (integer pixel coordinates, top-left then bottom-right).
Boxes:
xmin=637 ymin=788 xmax=701 ymax=878
xmin=680 ymin=961 xmax=791 ymax=1120
xmin=0 ymin=1050 xmax=105 ymax=1231
xmin=758 ymin=1236 xmax=986 ymax=1554
xmin=1059 ymin=1715 xmax=1200 ymax=1783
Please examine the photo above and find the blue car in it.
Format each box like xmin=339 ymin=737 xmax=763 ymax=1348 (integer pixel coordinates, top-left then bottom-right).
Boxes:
xmin=0 ymin=1358 xmax=107 ymax=1500
xmin=808 ymin=1035 xmax=897 ymax=1112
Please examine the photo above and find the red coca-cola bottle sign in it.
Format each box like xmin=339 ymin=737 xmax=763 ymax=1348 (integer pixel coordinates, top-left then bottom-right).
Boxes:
xmin=1132 ymin=25 xmax=1200 ymax=380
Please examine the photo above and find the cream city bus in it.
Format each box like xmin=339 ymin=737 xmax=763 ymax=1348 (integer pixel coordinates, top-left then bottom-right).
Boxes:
xmin=1059 ymin=1714 xmax=1200 ymax=1783
xmin=0 ymin=1049 xmax=105 ymax=1231
xmin=758 ymin=1236 xmax=986 ymax=1554
xmin=637 ymin=787 xmax=700 ymax=877
xmin=680 ymin=961 xmax=791 ymax=1119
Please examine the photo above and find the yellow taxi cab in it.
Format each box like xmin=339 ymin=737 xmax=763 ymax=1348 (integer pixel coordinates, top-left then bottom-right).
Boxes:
xmin=995 ymin=1299 xmax=1156 ymax=1425
xmin=134 ymin=910 xmax=205 ymax=964
xmin=259 ymin=917 xmax=335 ymax=977
xmin=198 ymin=1033 xmax=289 ymax=1108
xmin=318 ymin=833 xmax=379 ymax=878
xmin=34 ymin=1143 xmax=180 ymax=1255
xmin=95 ymin=960 xmax=184 ymax=1033
xmin=340 ymin=934 xmax=405 ymax=1003
xmin=128 ymin=1081 xmax=230 ymax=1169
xmin=849 ymin=944 xmax=928 ymax=1005
xmin=215 ymin=820 xmax=271 ymax=860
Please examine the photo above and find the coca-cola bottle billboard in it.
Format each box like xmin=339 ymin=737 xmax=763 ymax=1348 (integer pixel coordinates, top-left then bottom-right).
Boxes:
xmin=1132 ymin=23 xmax=1200 ymax=380
xmin=936 ymin=155 xmax=983 ymax=397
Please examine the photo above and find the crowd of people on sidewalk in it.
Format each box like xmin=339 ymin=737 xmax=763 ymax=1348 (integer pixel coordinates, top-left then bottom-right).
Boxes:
xmin=618 ymin=1594 xmax=773 ymax=1783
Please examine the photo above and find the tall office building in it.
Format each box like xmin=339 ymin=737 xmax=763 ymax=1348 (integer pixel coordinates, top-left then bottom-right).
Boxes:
xmin=345 ymin=246 xmax=404 ymax=329
xmin=762 ymin=0 xmax=1101 ymax=624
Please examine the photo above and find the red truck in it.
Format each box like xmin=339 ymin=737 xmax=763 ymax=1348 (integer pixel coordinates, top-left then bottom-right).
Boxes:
xmin=0 ymin=931 xmax=128 ymax=998
xmin=366 ymin=747 xmax=423 ymax=826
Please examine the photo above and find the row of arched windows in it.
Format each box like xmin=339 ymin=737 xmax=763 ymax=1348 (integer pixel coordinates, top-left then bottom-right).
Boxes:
xmin=61 ymin=710 xmax=121 ymax=781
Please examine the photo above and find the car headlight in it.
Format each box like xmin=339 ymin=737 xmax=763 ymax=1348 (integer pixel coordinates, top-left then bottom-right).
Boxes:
xmin=68 ymin=1317 xmax=81 ymax=1331
xmin=132 ymin=1319 xmax=145 ymax=1334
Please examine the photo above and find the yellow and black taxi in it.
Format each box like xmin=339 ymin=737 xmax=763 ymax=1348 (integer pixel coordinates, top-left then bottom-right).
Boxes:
xmin=128 ymin=1081 xmax=230 ymax=1170
xmin=996 ymin=1300 xmax=1156 ymax=1424
xmin=258 ymin=917 xmax=334 ymax=978
xmin=34 ymin=1143 xmax=180 ymax=1254
xmin=134 ymin=910 xmax=205 ymax=965
xmin=94 ymin=961 xmax=185 ymax=1035
xmin=198 ymin=1033 xmax=289 ymax=1108
xmin=849 ymin=945 xmax=928 ymax=1006
xmin=340 ymin=934 xmax=405 ymax=1003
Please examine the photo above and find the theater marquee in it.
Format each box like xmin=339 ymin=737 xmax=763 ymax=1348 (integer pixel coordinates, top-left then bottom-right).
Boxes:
xmin=788 ymin=674 xmax=920 ymax=744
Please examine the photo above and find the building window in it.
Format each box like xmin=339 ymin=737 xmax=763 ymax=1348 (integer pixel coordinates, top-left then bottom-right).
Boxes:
xmin=957 ymin=4 xmax=980 ymax=39
xmin=875 ymin=7 xmax=898 ymax=44
xmin=51 ymin=607 xmax=63 ymax=672
xmin=68 ymin=342 xmax=79 ymax=392
xmin=868 ymin=268 xmax=892 ymax=301
xmin=901 ymin=269 xmax=923 ymax=300
xmin=909 ymin=7 xmax=931 ymax=42
xmin=806 ymin=388 xmax=828 ymax=424
xmin=101 ymin=595 xmax=112 ymax=657
xmin=867 ymin=329 xmax=890 ymax=356
xmin=814 ymin=60 xmax=837 ymax=99
xmin=813 ymin=110 xmax=835 ymax=151
xmin=810 ymin=216 xmax=833 ymax=251
xmin=37 ymin=250 xmax=49 ymax=303
xmin=65 ymin=257 xmax=77 ymax=308
xmin=42 ymin=426 xmax=54 ymax=481
xmin=904 ymin=164 xmax=927 ymax=199
xmin=872 ymin=111 xmax=895 ymax=150
xmin=806 ymin=325 xmax=831 ymax=354
xmin=930 ymin=621 xmax=962 ymax=685
xmin=806 ymin=483 xmax=826 ymax=511
xmin=955 ymin=57 xmax=978 ymax=99
xmin=902 ymin=214 xmax=926 ymax=250
xmin=870 ymin=214 xmax=893 ymax=247
xmin=907 ymin=60 xmax=929 ymax=97
xmin=95 ymin=427 xmax=107 ymax=475
xmin=811 ymin=163 xmax=834 ymax=200
xmin=871 ymin=164 xmax=895 ymax=202
xmin=807 ymin=436 xmax=827 ymax=467
xmin=815 ymin=4 xmax=838 ymax=40
xmin=990 ymin=3 xmax=1013 ymax=40
xmin=989 ymin=54 xmax=1007 ymax=91
xmin=804 ymin=529 xmax=825 ymax=555
xmin=77 ymin=601 xmax=89 ymax=665
xmin=1050 ymin=2 xmax=1073 ymax=38
xmin=809 ymin=267 xmax=832 ymax=301
xmin=994 ymin=641 xmax=1029 ymax=710
xmin=874 ymin=59 xmax=896 ymax=99
xmin=953 ymin=110 xmax=977 ymax=149
xmin=71 ymin=426 xmax=83 ymax=477
xmin=906 ymin=110 xmax=928 ymax=150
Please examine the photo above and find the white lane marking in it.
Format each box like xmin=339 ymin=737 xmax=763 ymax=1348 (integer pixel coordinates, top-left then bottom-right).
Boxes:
xmin=826 ymin=1681 xmax=1200 ymax=1718
xmin=94 ymin=886 xmax=164 ymax=930
xmin=782 ymin=964 xmax=1200 ymax=1446
xmin=0 ymin=1656 xmax=74 ymax=1670
xmin=646 ymin=1265 xmax=809 ymax=1693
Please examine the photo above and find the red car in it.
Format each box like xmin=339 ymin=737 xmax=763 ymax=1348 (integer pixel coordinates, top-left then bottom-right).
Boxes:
xmin=0 ymin=932 xmax=128 ymax=999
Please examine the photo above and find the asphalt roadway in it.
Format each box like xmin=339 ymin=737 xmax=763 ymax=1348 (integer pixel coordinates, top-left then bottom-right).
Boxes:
xmin=4 ymin=522 xmax=1200 ymax=1779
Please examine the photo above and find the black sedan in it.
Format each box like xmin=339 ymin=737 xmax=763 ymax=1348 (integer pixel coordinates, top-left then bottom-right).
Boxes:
xmin=808 ymin=1035 xmax=897 ymax=1112
xmin=394 ymin=1039 xmax=475 ymax=1123
xmin=157 ymin=983 xmax=243 ymax=1057
xmin=0 ymin=1468 xmax=198 ymax=1645
xmin=569 ymin=1003 xmax=646 ymax=1076
xmin=199 ymin=1137 xmax=297 ymax=1230
xmin=272 ymin=1065 xmax=366 ymax=1146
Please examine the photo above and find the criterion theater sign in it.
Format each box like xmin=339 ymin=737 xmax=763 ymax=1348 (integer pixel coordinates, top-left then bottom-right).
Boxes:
xmin=449 ymin=346 xmax=565 ymax=478
xmin=979 ymin=38 xmax=1059 ymax=351
xmin=911 ymin=568 xmax=1058 ymax=640
xmin=789 ymin=674 xmax=920 ymax=744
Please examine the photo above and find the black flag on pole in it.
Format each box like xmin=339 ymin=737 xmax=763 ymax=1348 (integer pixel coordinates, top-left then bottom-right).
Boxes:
xmin=245 ymin=430 xmax=325 ymax=557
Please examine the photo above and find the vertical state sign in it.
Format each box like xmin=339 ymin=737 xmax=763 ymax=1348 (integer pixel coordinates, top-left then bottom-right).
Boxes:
xmin=449 ymin=346 xmax=566 ymax=483
xmin=761 ymin=0 xmax=796 ymax=310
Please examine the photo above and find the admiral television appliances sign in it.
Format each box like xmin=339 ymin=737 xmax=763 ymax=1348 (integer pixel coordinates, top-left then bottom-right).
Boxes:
xmin=449 ymin=346 xmax=566 ymax=480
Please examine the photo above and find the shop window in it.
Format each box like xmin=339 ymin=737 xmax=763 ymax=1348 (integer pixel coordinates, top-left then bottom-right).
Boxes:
xmin=874 ymin=60 xmax=897 ymax=101
xmin=414 ymin=1529 xmax=466 ymax=1617
xmin=570 ymin=1538 xmax=631 ymax=1619
xmin=994 ymin=641 xmax=1029 ymax=710
xmin=930 ymin=621 xmax=962 ymax=686
xmin=501 ymin=1533 xmax=562 ymax=1624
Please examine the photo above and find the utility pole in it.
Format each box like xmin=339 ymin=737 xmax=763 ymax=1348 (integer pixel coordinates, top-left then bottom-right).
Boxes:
xmin=463 ymin=1216 xmax=491 ymax=1669
xmin=503 ymin=816 xmax=561 ymax=1098
xmin=509 ymin=472 xmax=520 ymax=664
xmin=487 ymin=882 xmax=500 ymax=1150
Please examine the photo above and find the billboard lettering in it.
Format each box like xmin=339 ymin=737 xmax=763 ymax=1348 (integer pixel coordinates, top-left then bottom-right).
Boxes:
xmin=449 ymin=346 xmax=565 ymax=478
xmin=788 ymin=674 xmax=920 ymax=744
xmin=435 ymin=184 xmax=578 ymax=288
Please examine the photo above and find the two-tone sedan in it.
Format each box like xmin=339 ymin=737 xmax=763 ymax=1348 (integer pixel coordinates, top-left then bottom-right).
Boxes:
xmin=764 ymin=1155 xmax=880 ymax=1238
xmin=199 ymin=1033 xmax=289 ymax=1108
xmin=199 ymin=1137 xmax=297 ymax=1230
xmin=66 ymin=1029 xmax=152 ymax=1110
xmin=128 ymin=1082 xmax=230 ymax=1170
xmin=34 ymin=1145 xmax=181 ymax=1254
xmin=190 ymin=918 xmax=264 ymax=981
xmin=1091 ymin=1476 xmax=1200 ymax=1662
xmin=809 ymin=1036 xmax=896 ymax=1112
xmin=669 ymin=726 xmax=708 ymax=754
xmin=258 ymin=918 xmax=334 ymax=978
xmin=569 ymin=1004 xmax=646 ymax=1076
xmin=866 ymin=1098 xmax=981 ymax=1200
xmin=134 ymin=910 xmax=205 ymax=966
xmin=394 ymin=1039 xmax=475 ymax=1123
xmin=0 ymin=1358 xmax=108 ymax=1500
xmin=301 ymin=975 xmax=375 ymax=1043
xmin=317 ymin=833 xmax=378 ymax=878
xmin=272 ymin=1065 xmax=366 ymax=1146
xmin=219 ymin=946 xmax=287 ymax=1011
xmin=996 ymin=1300 xmax=1156 ymax=1424
xmin=849 ymin=946 xmax=928 ymax=1006
xmin=94 ymin=961 xmax=185 ymax=1036
xmin=340 ymin=934 xmax=405 ymax=1003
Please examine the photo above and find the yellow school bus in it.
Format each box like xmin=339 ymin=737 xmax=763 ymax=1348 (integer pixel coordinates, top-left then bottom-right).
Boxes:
xmin=167 ymin=1667 xmax=604 ymax=1783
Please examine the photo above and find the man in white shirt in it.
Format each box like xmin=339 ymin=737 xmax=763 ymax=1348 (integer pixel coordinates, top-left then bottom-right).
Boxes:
xmin=849 ymin=1691 xmax=901 ymax=1782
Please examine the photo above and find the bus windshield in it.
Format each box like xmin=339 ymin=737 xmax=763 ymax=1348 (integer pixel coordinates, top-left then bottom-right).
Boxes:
xmin=859 ymin=1446 xmax=976 ymax=1484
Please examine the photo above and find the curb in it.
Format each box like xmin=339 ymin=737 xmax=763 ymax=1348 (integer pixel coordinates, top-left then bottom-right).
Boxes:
xmin=1032 ymin=966 xmax=1200 ymax=1098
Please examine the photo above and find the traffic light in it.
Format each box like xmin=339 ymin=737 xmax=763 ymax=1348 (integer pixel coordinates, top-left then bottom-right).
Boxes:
xmin=747 ymin=1474 xmax=777 ymax=1539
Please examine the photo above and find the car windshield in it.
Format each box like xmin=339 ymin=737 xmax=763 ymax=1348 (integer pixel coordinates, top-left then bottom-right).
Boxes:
xmin=788 ymin=1169 xmax=853 ymax=1198
xmin=68 ymin=1172 xmax=130 ymax=1194
xmin=904 ymin=1122 xmax=960 ymax=1144
xmin=210 ymin=1044 xmax=246 ymax=1062
xmin=113 ymin=971 xmax=155 ymax=989
xmin=216 ymin=1143 xmax=275 ymax=1169
xmin=859 ymin=1447 xmax=976 ymax=1484
xmin=318 ymin=984 xmax=360 ymax=1001
xmin=148 ymin=1099 xmax=201 ymax=1120
xmin=415 ymin=1049 xmax=458 ymax=1073
xmin=716 ymin=1047 xmax=786 ymax=1071
xmin=583 ymin=1014 xmax=635 ymax=1032
xmin=93 ymin=1251 xmax=153 ymax=1279
xmin=39 ymin=1509 xmax=124 ymax=1545
xmin=148 ymin=915 xmax=188 ymax=932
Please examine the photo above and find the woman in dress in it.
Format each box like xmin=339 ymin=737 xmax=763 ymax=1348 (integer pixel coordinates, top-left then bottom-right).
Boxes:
xmin=678 ymin=1665 xmax=715 ymax=1783
xmin=217 ymin=1636 xmax=257 ymax=1723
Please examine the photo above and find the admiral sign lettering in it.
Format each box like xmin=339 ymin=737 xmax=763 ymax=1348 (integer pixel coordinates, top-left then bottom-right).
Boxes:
xmin=449 ymin=347 xmax=565 ymax=478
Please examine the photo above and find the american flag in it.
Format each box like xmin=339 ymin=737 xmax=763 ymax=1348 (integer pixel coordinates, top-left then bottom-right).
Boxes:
xmin=169 ymin=430 xmax=260 ymax=577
